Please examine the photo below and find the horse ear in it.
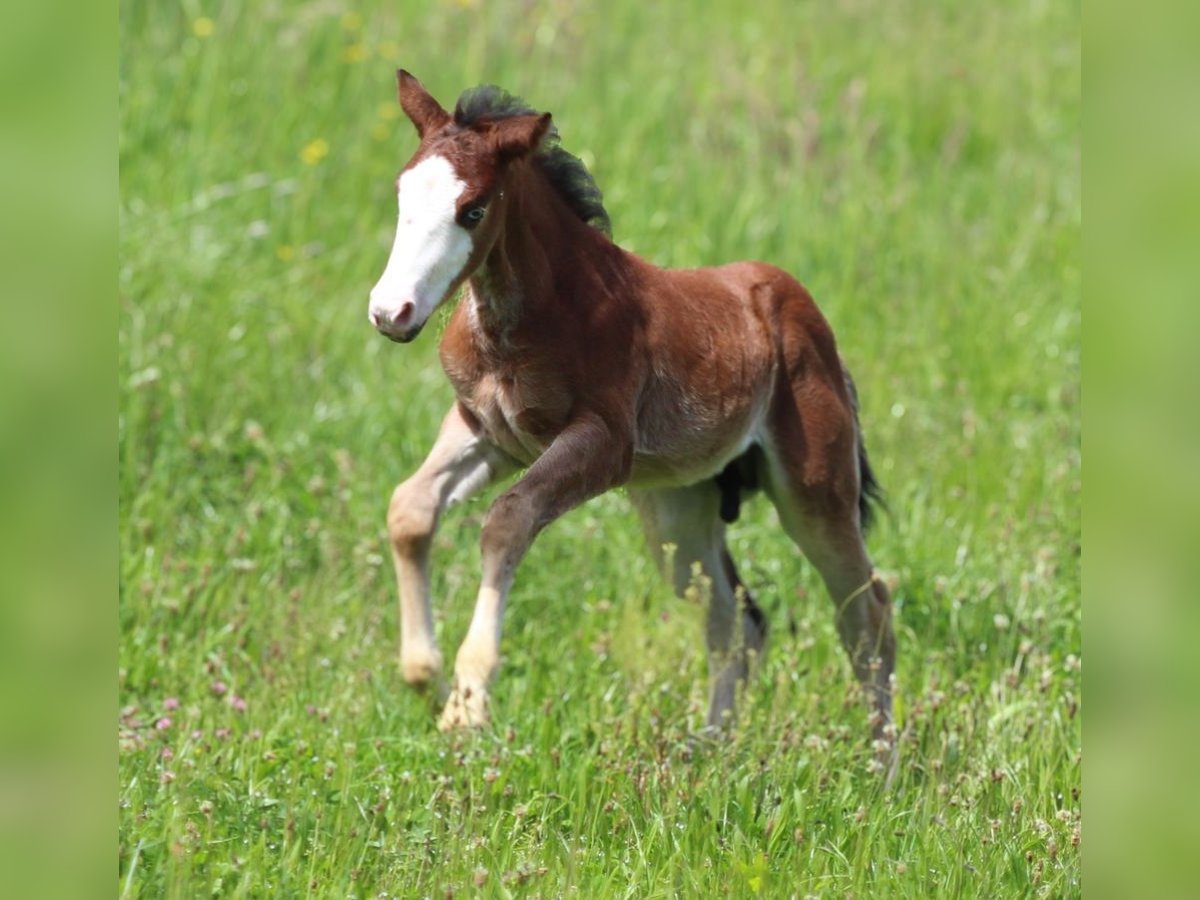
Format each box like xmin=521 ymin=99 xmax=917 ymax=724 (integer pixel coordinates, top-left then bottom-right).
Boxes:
xmin=396 ymin=69 xmax=450 ymax=138
xmin=488 ymin=113 xmax=553 ymax=162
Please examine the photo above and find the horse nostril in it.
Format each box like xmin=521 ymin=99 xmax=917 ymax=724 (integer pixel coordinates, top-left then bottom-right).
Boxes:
xmin=370 ymin=302 xmax=417 ymax=335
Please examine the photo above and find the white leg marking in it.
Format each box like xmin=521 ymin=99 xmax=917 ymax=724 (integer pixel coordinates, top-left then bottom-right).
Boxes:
xmin=389 ymin=407 xmax=511 ymax=689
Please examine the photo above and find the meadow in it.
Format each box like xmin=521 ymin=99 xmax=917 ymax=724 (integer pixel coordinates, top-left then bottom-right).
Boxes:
xmin=119 ymin=0 xmax=1080 ymax=895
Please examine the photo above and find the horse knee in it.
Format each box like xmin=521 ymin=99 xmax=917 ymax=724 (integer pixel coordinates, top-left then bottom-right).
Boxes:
xmin=480 ymin=491 xmax=538 ymax=565
xmin=387 ymin=481 xmax=436 ymax=554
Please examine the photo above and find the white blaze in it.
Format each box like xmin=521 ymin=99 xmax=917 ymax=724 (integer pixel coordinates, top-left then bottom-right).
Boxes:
xmin=369 ymin=155 xmax=472 ymax=328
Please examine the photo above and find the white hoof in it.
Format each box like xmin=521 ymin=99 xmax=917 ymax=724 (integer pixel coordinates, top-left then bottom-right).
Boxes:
xmin=437 ymin=684 xmax=490 ymax=731
xmin=401 ymin=647 xmax=443 ymax=688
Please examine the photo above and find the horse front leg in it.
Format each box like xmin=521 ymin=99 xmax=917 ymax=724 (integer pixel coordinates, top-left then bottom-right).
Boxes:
xmin=387 ymin=403 xmax=513 ymax=690
xmin=439 ymin=413 xmax=631 ymax=731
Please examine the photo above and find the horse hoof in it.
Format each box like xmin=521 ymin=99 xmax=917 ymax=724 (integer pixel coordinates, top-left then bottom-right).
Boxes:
xmin=437 ymin=687 xmax=490 ymax=731
xmin=401 ymin=649 xmax=444 ymax=688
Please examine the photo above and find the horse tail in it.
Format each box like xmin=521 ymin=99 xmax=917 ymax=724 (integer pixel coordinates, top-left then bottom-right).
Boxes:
xmin=843 ymin=364 xmax=885 ymax=533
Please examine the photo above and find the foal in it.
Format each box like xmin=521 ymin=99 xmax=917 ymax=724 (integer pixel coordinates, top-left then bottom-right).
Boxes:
xmin=369 ymin=71 xmax=895 ymax=740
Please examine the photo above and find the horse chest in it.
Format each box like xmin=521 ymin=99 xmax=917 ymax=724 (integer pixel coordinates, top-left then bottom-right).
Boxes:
xmin=465 ymin=373 xmax=568 ymax=462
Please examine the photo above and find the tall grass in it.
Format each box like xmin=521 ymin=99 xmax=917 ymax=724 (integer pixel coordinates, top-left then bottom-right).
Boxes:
xmin=120 ymin=0 xmax=1080 ymax=895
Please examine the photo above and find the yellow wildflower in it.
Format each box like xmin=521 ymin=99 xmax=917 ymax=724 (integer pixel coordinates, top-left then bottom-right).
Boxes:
xmin=340 ymin=12 xmax=363 ymax=31
xmin=340 ymin=43 xmax=368 ymax=64
xmin=192 ymin=17 xmax=215 ymax=38
xmin=371 ymin=122 xmax=390 ymax=142
xmin=377 ymin=101 xmax=399 ymax=121
xmin=300 ymin=139 xmax=330 ymax=166
xmin=276 ymin=245 xmax=295 ymax=261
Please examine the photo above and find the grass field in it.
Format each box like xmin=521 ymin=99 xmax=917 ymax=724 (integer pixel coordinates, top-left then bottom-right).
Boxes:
xmin=119 ymin=0 xmax=1080 ymax=895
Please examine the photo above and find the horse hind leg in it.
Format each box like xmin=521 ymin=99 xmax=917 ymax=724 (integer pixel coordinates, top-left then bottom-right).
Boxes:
xmin=630 ymin=484 xmax=768 ymax=730
xmin=760 ymin=401 xmax=896 ymax=741
xmin=702 ymin=541 xmax=769 ymax=730
xmin=719 ymin=546 xmax=769 ymax=703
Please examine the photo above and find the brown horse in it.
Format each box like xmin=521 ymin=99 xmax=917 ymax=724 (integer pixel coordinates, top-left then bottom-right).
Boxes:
xmin=369 ymin=71 xmax=895 ymax=743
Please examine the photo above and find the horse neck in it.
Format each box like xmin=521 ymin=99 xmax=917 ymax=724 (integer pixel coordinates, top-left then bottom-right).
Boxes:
xmin=466 ymin=161 xmax=618 ymax=343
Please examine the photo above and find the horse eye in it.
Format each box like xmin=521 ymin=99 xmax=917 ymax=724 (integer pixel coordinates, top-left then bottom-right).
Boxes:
xmin=463 ymin=205 xmax=486 ymax=226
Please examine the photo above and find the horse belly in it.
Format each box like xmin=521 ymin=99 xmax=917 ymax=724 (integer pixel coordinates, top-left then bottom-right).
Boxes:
xmin=629 ymin=382 xmax=770 ymax=488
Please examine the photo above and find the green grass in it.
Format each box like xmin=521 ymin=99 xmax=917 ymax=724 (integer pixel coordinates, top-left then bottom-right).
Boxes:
xmin=119 ymin=0 xmax=1080 ymax=895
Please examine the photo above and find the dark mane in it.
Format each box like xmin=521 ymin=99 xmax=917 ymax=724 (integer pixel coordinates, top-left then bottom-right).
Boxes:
xmin=453 ymin=85 xmax=612 ymax=236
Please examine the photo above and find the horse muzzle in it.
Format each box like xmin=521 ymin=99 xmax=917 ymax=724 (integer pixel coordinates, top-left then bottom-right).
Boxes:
xmin=369 ymin=301 xmax=425 ymax=343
